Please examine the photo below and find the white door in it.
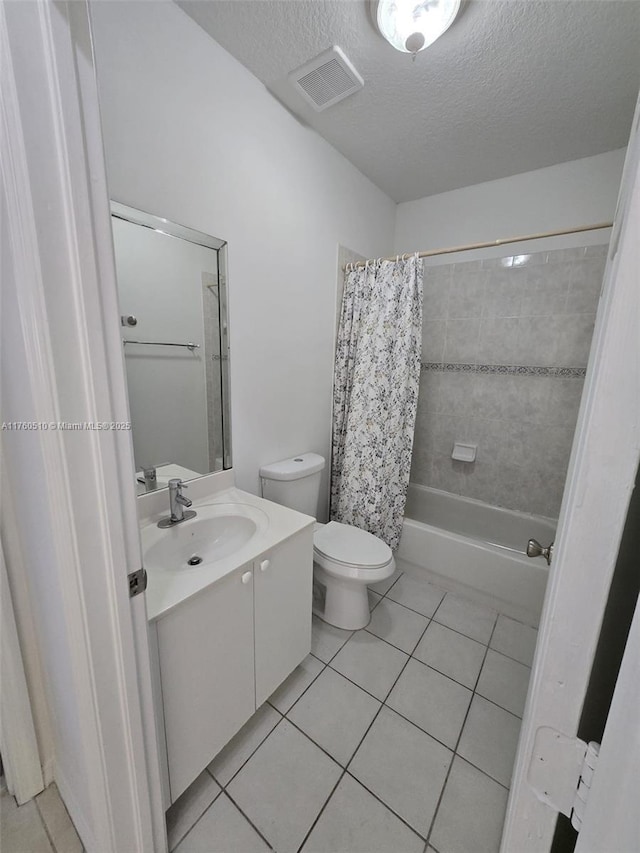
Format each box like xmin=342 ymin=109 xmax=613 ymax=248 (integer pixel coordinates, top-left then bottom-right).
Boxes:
xmin=501 ymin=97 xmax=640 ymax=852
xmin=1 ymin=2 xmax=165 ymax=850
xmin=574 ymin=592 xmax=640 ymax=853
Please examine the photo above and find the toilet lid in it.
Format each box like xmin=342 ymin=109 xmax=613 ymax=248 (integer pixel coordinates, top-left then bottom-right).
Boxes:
xmin=313 ymin=521 xmax=392 ymax=569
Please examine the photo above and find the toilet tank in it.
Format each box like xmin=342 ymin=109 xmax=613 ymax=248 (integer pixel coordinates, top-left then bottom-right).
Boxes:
xmin=259 ymin=452 xmax=325 ymax=517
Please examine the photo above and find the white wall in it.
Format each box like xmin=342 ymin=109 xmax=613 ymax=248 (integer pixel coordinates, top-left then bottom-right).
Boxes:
xmin=394 ymin=149 xmax=626 ymax=256
xmin=91 ymin=0 xmax=396 ymax=518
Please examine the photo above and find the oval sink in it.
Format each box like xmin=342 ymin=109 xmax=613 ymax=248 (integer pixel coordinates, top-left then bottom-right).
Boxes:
xmin=141 ymin=503 xmax=269 ymax=573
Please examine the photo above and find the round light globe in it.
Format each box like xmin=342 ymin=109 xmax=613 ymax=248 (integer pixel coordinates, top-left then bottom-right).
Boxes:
xmin=376 ymin=0 xmax=461 ymax=54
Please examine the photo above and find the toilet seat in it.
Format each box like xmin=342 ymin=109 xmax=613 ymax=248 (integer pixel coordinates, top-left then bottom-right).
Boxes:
xmin=314 ymin=521 xmax=392 ymax=568
xmin=313 ymin=521 xmax=394 ymax=581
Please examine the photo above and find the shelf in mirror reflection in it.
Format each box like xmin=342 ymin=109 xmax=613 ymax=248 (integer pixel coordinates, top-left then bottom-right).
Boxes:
xmin=111 ymin=200 xmax=232 ymax=487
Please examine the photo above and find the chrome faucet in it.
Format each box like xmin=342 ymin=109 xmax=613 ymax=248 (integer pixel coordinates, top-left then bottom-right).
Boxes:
xmin=157 ymin=479 xmax=197 ymax=528
xmin=142 ymin=466 xmax=157 ymax=491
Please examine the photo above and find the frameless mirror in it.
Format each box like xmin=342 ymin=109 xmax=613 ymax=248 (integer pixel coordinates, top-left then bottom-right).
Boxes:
xmin=110 ymin=202 xmax=231 ymax=494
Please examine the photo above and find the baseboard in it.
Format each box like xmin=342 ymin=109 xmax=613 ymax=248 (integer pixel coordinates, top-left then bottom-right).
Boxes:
xmin=54 ymin=765 xmax=96 ymax=852
xmin=41 ymin=756 xmax=55 ymax=788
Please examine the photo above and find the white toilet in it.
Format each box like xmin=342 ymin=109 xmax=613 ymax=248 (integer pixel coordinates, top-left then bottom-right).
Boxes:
xmin=259 ymin=453 xmax=395 ymax=630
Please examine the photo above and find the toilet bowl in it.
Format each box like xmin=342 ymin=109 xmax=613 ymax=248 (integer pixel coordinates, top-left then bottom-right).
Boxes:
xmin=259 ymin=453 xmax=395 ymax=630
xmin=313 ymin=521 xmax=395 ymax=629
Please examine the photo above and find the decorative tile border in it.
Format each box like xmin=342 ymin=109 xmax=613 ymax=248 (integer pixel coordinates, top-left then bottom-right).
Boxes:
xmin=421 ymin=361 xmax=586 ymax=378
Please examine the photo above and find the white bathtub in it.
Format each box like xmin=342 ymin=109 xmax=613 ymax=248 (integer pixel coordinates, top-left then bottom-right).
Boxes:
xmin=397 ymin=484 xmax=555 ymax=626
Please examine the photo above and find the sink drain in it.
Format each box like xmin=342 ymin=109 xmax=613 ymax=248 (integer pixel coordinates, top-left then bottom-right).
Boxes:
xmin=187 ymin=555 xmax=203 ymax=566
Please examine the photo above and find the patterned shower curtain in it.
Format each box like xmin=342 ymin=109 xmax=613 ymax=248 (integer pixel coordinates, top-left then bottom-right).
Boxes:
xmin=330 ymin=255 xmax=423 ymax=550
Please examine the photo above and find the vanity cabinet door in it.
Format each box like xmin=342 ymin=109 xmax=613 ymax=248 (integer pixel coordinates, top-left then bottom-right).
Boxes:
xmin=157 ymin=566 xmax=255 ymax=802
xmin=254 ymin=528 xmax=313 ymax=707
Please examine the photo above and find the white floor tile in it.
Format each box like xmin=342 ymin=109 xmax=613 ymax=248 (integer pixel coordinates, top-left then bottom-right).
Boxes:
xmin=349 ymin=707 xmax=452 ymax=837
xmin=301 ymin=773 xmax=424 ymax=853
xmin=386 ymin=574 xmax=446 ymax=617
xmin=227 ymin=719 xmax=341 ymax=853
xmin=311 ymin=616 xmax=353 ymax=662
xmin=476 ymin=650 xmax=531 ymax=717
xmin=35 ymin=783 xmax=83 ymax=853
xmin=166 ymin=771 xmax=221 ymax=851
xmin=413 ymin=621 xmax=486 ymax=689
xmin=288 ymin=668 xmax=381 ymax=765
xmin=434 ymin=594 xmax=497 ymax=645
xmin=490 ymin=615 xmax=538 ymax=666
xmin=369 ymin=568 xmax=403 ymax=595
xmin=175 ymin=793 xmax=269 ymax=852
xmin=366 ymin=598 xmax=429 ymax=653
xmin=430 ymin=757 xmax=508 ymax=853
xmin=208 ymin=703 xmax=281 ymax=786
xmin=368 ymin=589 xmax=382 ymax=611
xmin=331 ymin=630 xmax=409 ymax=700
xmin=457 ymin=695 xmax=521 ymax=787
xmin=386 ymin=658 xmax=472 ymax=749
xmin=1 ymin=791 xmax=53 ymax=853
xmin=268 ymin=654 xmax=324 ymax=714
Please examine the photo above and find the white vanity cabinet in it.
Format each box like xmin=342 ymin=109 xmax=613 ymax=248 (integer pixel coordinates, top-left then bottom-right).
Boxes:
xmin=253 ymin=530 xmax=314 ymax=707
xmin=153 ymin=565 xmax=256 ymax=802
xmin=151 ymin=525 xmax=313 ymax=804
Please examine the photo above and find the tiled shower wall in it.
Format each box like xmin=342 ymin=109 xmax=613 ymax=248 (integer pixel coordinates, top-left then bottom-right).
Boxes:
xmin=410 ymin=244 xmax=607 ymax=518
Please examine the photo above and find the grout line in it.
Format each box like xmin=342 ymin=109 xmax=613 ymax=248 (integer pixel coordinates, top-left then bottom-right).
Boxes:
xmin=362 ymin=624 xmax=424 ymax=656
xmin=343 ymin=769 xmax=429 ymax=842
xmin=370 ymin=582 xmax=515 ymax=652
xmin=294 ymin=769 xmax=346 ymax=853
xmin=180 ymin=583 xmax=524 ymax=853
xmin=379 ymin=592 xmax=444 ymax=621
xmin=486 ymin=643 xmax=536 ymax=669
xmin=209 ymin=708 xmax=286 ymax=790
xmin=295 ymin=634 xmax=425 ymax=850
xmin=268 ymin=658 xmax=329 ymax=714
xmin=449 ymin=753 xmax=510 ymax=792
xmin=169 ymin=779 xmax=222 ymax=851
xmin=295 ymin=661 xmax=459 ymax=763
xmin=342 ymin=604 xmax=436 ymax=769
xmin=284 ymin=715 xmax=352 ymax=769
xmin=467 ymin=691 xmax=525 ymax=722
xmin=326 ymin=660 xmax=402 ymax=704
xmin=221 ymin=790 xmax=276 ymax=851
xmin=430 ymin=614 xmax=497 ymax=646
xmin=315 ymin=595 xmax=448 ymax=842
xmin=424 ymin=612 xmax=501 ymax=850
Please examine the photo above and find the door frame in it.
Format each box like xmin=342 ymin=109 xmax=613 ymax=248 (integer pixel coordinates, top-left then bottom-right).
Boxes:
xmin=1 ymin=1 xmax=165 ymax=849
xmin=574 ymin=592 xmax=640 ymax=853
xmin=501 ymin=96 xmax=640 ymax=851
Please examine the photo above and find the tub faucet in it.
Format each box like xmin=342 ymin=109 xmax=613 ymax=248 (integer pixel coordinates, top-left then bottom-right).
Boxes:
xmin=158 ymin=479 xmax=197 ymax=528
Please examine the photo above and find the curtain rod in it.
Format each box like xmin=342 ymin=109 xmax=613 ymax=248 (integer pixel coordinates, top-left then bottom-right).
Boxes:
xmin=344 ymin=222 xmax=613 ymax=270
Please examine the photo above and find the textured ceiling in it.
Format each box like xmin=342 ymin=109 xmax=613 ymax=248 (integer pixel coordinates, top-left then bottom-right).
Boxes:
xmin=178 ymin=0 xmax=640 ymax=202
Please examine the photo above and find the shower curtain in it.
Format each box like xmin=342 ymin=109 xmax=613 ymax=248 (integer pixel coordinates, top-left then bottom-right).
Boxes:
xmin=331 ymin=255 xmax=423 ymax=550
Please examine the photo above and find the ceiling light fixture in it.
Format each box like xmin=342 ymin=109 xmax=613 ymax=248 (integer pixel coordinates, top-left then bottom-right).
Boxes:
xmin=375 ymin=0 xmax=461 ymax=55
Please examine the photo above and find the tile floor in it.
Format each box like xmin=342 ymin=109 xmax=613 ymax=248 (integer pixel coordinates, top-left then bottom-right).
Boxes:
xmin=167 ymin=567 xmax=538 ymax=853
xmin=1 ymin=782 xmax=83 ymax=853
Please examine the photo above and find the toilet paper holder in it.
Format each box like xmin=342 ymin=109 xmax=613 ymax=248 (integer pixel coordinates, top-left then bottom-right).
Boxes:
xmin=451 ymin=442 xmax=477 ymax=463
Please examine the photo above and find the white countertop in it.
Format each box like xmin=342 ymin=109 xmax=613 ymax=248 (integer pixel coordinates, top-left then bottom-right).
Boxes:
xmin=141 ymin=487 xmax=314 ymax=621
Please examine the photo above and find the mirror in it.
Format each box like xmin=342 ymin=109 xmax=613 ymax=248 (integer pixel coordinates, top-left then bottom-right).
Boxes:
xmin=110 ymin=202 xmax=231 ymax=494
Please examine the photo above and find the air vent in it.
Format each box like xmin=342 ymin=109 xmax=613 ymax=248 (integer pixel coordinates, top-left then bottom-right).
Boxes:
xmin=289 ymin=46 xmax=364 ymax=112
